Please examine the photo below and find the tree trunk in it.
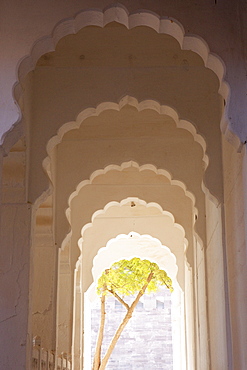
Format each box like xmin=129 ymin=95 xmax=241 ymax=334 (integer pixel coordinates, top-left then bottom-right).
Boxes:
xmin=99 ymin=272 xmax=153 ymax=370
xmin=93 ymin=292 xmax=106 ymax=370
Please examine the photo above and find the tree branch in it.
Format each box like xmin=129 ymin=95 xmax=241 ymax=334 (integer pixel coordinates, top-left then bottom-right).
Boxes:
xmin=107 ymin=289 xmax=129 ymax=310
xmin=129 ymin=272 xmax=154 ymax=312
xmin=99 ymin=272 xmax=154 ymax=370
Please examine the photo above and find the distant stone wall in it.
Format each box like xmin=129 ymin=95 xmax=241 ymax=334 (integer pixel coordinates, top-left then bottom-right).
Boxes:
xmin=91 ymin=287 xmax=173 ymax=369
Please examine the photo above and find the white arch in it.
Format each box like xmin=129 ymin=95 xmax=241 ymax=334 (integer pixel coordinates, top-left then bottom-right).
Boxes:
xmin=83 ymin=232 xmax=188 ymax=369
xmin=3 ymin=4 xmax=240 ymax=150
xmin=45 ymin=96 xmax=209 ymax=173
xmin=78 ymin=197 xmax=188 ymax=252
xmin=66 ymin=160 xmax=198 ymax=224
xmin=91 ymin=231 xmax=179 ymax=289
xmin=60 ymin=159 xmax=198 ymax=256
xmin=43 ymin=96 xmax=212 ymax=214
xmin=17 ymin=6 xmax=228 ymax=95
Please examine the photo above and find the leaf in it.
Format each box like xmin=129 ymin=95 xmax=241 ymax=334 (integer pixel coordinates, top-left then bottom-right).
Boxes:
xmin=96 ymin=257 xmax=173 ymax=296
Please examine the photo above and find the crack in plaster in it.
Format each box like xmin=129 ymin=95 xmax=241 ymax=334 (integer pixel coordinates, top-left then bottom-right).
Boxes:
xmin=206 ymin=217 xmax=221 ymax=248
xmin=0 ymin=313 xmax=18 ymax=324
xmin=224 ymin=166 xmax=244 ymax=205
xmin=0 ymin=262 xmax=27 ymax=324
xmin=15 ymin=262 xmax=27 ymax=313
xmin=0 ymin=208 xmax=17 ymax=275
xmin=2 ymin=205 xmax=30 ymax=275
xmin=33 ymin=297 xmax=53 ymax=316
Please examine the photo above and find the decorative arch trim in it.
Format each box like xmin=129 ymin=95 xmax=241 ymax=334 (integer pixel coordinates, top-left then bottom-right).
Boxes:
xmin=77 ymin=197 xmax=188 ymax=252
xmin=44 ymin=95 xmax=209 ymax=183
xmin=91 ymin=231 xmax=180 ymax=292
xmin=7 ymin=3 xmax=239 ymax=152
xmin=60 ymin=160 xmax=197 ymax=251
xmin=66 ymin=160 xmax=198 ymax=223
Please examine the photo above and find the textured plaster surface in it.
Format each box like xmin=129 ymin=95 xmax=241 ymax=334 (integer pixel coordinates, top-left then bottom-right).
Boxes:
xmin=32 ymin=244 xmax=56 ymax=349
xmin=1 ymin=2 xmax=247 ymax=369
xmin=1 ymin=1 xmax=247 ymax=148
xmin=0 ymin=204 xmax=31 ymax=369
xmin=54 ymin=107 xmax=207 ymax=251
xmin=30 ymin=194 xmax=57 ymax=350
xmin=222 ymin=138 xmax=247 ymax=369
xmin=26 ymin=24 xmax=223 ymax=205
xmin=205 ymin=199 xmax=228 ymax=369
xmin=68 ymin=163 xmax=195 ymax=267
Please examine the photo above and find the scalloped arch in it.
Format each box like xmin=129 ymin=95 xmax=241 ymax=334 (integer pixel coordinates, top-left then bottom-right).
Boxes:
xmin=44 ymin=94 xmax=218 ymax=212
xmin=91 ymin=231 xmax=180 ymax=289
xmin=43 ymin=95 xmax=209 ymax=183
xmin=66 ymin=160 xmax=198 ymax=224
xmin=9 ymin=3 xmax=240 ymax=151
xmin=78 ymin=197 xmax=188 ymax=251
xmin=60 ymin=160 xmax=197 ymax=251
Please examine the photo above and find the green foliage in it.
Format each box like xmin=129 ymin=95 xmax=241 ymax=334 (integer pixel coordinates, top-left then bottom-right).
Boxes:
xmin=97 ymin=257 xmax=173 ymax=297
xmin=94 ymin=257 xmax=173 ymax=369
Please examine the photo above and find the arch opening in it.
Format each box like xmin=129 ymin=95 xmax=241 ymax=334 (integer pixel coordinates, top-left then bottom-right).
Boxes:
xmin=23 ymin=15 xmax=227 ymax=369
xmin=65 ymin=196 xmax=195 ymax=369
xmin=3 ymin=3 xmax=241 ymax=155
xmin=82 ymin=232 xmax=186 ymax=370
xmin=0 ymin=4 xmax=241 ymax=370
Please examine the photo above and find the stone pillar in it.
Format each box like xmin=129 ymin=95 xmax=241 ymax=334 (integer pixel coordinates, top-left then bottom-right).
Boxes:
xmin=194 ymin=236 xmax=210 ymax=370
xmin=72 ymin=262 xmax=81 ymax=370
xmin=205 ymin=200 xmax=229 ymax=369
xmin=0 ymin=203 xmax=32 ymax=369
xmin=31 ymin=196 xmax=57 ymax=351
xmin=223 ymin=139 xmax=247 ymax=369
xmin=0 ymin=138 xmax=33 ymax=369
xmin=56 ymin=246 xmax=73 ymax=354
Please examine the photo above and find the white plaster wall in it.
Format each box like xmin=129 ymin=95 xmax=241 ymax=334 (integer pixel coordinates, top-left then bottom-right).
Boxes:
xmin=56 ymin=255 xmax=73 ymax=354
xmin=54 ymin=107 xmax=206 ymax=251
xmin=1 ymin=1 xmax=247 ymax=148
xmin=0 ymin=121 xmax=33 ymax=369
xmin=0 ymin=204 xmax=32 ymax=369
xmin=1 ymin=3 xmax=247 ymax=369
xmin=32 ymin=220 xmax=57 ymax=350
xmin=72 ymin=263 xmax=82 ymax=369
xmin=194 ymin=239 xmax=210 ymax=370
xmin=2 ymin=138 xmax=26 ymax=204
xmin=52 ymin=103 xmax=215 ymax=369
xmin=205 ymin=198 xmax=228 ymax=369
xmin=26 ymin=27 xmax=222 ymax=206
xmin=222 ymin=138 xmax=247 ymax=369
xmin=184 ymin=261 xmax=194 ymax=369
xmin=68 ymin=164 xmax=195 ymax=267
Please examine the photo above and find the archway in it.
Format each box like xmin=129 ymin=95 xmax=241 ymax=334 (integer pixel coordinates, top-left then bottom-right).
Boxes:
xmin=3 ymin=4 xmax=237 ymax=153
xmin=53 ymin=157 xmax=198 ymax=368
xmin=2 ymin=9 xmax=229 ymax=369
xmin=2 ymin=4 xmax=247 ymax=370
xmin=84 ymin=232 xmax=184 ymax=370
xmin=73 ymin=200 xmax=191 ymax=369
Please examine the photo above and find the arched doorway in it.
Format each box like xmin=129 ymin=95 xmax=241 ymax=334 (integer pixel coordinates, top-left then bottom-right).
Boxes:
xmin=3 ymin=8 xmax=230 ymax=368
xmin=84 ymin=232 xmax=184 ymax=370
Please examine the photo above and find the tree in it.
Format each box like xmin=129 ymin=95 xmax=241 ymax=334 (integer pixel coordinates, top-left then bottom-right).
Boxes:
xmin=92 ymin=257 xmax=173 ymax=370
